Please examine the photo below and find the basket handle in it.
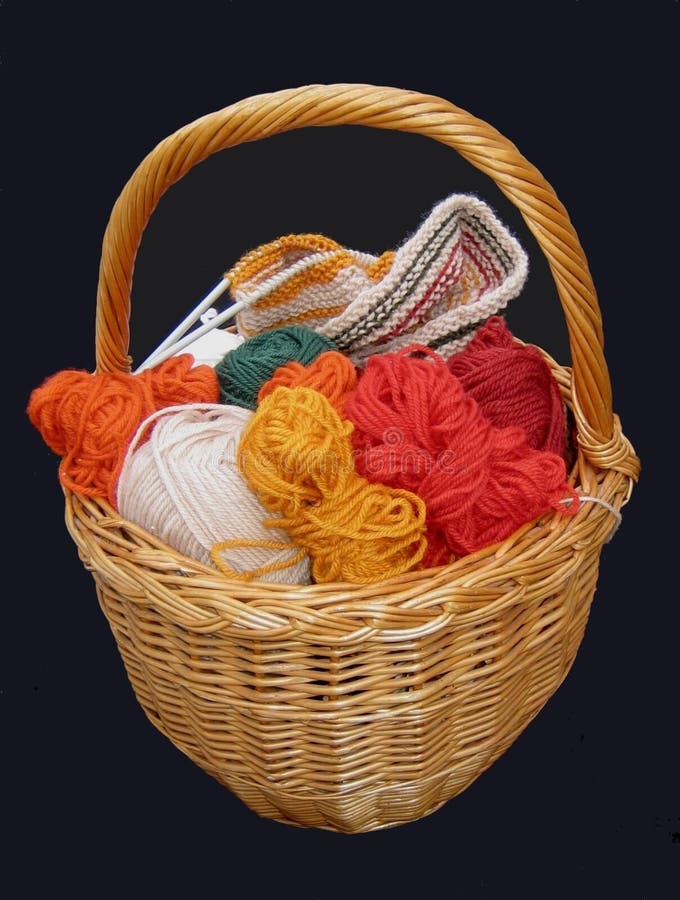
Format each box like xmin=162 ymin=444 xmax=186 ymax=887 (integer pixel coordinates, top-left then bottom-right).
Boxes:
xmin=94 ymin=83 xmax=638 ymax=478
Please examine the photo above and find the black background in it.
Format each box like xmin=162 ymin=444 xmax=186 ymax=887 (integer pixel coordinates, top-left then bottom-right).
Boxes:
xmin=6 ymin=2 xmax=678 ymax=897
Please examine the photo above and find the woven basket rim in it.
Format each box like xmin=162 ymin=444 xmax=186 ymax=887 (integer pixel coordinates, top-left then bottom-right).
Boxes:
xmin=64 ymin=355 xmax=631 ymax=640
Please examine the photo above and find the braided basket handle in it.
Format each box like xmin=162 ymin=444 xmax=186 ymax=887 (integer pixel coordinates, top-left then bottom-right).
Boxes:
xmin=95 ymin=83 xmax=638 ymax=477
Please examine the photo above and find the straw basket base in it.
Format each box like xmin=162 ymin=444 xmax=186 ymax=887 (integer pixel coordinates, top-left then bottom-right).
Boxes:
xmin=200 ymin=687 xmax=578 ymax=833
xmin=89 ymin=558 xmax=595 ymax=832
xmin=97 ymin=581 xmax=591 ymax=833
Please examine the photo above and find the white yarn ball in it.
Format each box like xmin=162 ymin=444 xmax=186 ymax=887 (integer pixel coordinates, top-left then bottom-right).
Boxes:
xmin=180 ymin=328 xmax=245 ymax=368
xmin=117 ymin=404 xmax=311 ymax=585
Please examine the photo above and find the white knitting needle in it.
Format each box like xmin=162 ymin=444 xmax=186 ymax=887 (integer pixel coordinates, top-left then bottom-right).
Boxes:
xmin=135 ymin=296 xmax=248 ymax=372
xmin=135 ymin=276 xmax=232 ymax=371
xmin=135 ymin=248 xmax=346 ymax=373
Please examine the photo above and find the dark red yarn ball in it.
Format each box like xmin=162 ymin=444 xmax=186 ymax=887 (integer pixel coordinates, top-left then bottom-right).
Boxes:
xmin=447 ymin=316 xmax=566 ymax=456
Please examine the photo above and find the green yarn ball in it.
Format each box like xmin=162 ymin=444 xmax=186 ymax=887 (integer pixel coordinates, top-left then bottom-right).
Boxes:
xmin=215 ymin=325 xmax=337 ymax=409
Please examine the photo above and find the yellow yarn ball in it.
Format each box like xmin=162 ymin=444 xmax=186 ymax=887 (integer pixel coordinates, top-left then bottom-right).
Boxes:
xmin=238 ymin=386 xmax=427 ymax=584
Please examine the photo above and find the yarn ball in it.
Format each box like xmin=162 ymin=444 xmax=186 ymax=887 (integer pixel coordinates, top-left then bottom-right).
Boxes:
xmin=447 ymin=316 xmax=567 ymax=455
xmin=27 ymin=355 xmax=219 ymax=506
xmin=215 ymin=325 xmax=337 ymax=409
xmin=117 ymin=404 xmax=311 ymax=584
xmin=257 ymin=350 xmax=358 ymax=414
xmin=180 ymin=328 xmax=245 ymax=368
xmin=344 ymin=347 xmax=578 ymax=567
xmin=238 ymin=386 xmax=427 ymax=584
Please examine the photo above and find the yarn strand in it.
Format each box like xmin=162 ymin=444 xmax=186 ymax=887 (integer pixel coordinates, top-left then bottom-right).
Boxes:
xmin=210 ymin=539 xmax=308 ymax=581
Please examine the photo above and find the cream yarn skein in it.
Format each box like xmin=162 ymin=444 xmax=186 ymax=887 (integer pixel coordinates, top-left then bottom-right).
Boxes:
xmin=181 ymin=328 xmax=245 ymax=368
xmin=117 ymin=404 xmax=311 ymax=584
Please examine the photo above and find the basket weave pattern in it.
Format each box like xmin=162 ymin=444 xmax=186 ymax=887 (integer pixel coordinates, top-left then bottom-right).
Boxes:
xmin=66 ymin=85 xmax=639 ymax=832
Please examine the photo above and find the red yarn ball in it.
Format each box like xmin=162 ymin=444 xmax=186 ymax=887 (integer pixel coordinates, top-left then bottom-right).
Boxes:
xmin=447 ymin=316 xmax=566 ymax=456
xmin=344 ymin=346 xmax=577 ymax=567
xmin=28 ymin=355 xmax=219 ymax=505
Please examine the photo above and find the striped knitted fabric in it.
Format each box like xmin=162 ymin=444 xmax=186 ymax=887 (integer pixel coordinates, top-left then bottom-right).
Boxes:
xmin=231 ymin=235 xmax=394 ymax=338
xmin=229 ymin=194 xmax=528 ymax=362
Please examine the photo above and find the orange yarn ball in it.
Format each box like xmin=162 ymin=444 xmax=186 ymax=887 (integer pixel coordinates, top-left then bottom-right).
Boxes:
xmin=28 ymin=355 xmax=219 ymax=505
xmin=257 ymin=350 xmax=358 ymax=414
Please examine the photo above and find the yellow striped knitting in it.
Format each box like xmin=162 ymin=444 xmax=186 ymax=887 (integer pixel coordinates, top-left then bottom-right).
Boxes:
xmin=238 ymin=386 xmax=427 ymax=584
xmin=227 ymin=234 xmax=395 ymax=336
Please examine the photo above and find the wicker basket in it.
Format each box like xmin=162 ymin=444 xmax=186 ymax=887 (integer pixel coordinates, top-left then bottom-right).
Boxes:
xmin=64 ymin=84 xmax=640 ymax=833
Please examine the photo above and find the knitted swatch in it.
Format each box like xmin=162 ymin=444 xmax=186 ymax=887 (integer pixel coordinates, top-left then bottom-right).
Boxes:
xmin=447 ymin=317 xmax=567 ymax=456
xmin=117 ymin=404 xmax=311 ymax=584
xmin=230 ymin=194 xmax=528 ymax=362
xmin=215 ymin=324 xmax=336 ymax=409
xmin=258 ymin=350 xmax=358 ymax=415
xmin=27 ymin=355 xmax=219 ymax=506
xmin=344 ymin=347 xmax=577 ymax=567
xmin=238 ymin=386 xmax=428 ymax=584
xmin=229 ymin=234 xmax=394 ymax=338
